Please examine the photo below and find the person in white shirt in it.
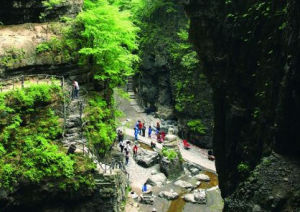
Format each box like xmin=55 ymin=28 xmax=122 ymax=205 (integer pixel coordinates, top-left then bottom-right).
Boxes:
xmin=73 ymin=80 xmax=80 ymax=99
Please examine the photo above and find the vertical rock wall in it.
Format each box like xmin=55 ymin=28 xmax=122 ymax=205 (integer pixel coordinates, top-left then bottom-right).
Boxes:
xmin=0 ymin=0 xmax=83 ymax=25
xmin=184 ymin=0 xmax=300 ymax=210
xmin=135 ymin=0 xmax=214 ymax=148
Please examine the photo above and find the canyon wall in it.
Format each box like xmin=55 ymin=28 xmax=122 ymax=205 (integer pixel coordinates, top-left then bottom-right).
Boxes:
xmin=184 ymin=0 xmax=300 ymax=210
xmin=135 ymin=0 xmax=214 ymax=148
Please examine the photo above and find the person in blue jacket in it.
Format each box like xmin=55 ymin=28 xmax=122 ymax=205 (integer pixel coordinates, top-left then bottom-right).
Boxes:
xmin=142 ymin=183 xmax=147 ymax=192
xmin=148 ymin=126 xmax=152 ymax=138
xmin=134 ymin=127 xmax=139 ymax=141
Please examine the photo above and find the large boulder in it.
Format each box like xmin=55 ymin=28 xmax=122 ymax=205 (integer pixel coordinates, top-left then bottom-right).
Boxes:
xmin=160 ymin=156 xmax=183 ymax=179
xmin=184 ymin=161 xmax=202 ymax=175
xmin=146 ymin=173 xmax=167 ymax=186
xmin=174 ymin=180 xmax=194 ymax=189
xmin=135 ymin=149 xmax=159 ymax=168
xmin=194 ymin=189 xmax=206 ymax=204
xmin=195 ymin=174 xmax=210 ymax=182
xmin=164 ymin=134 xmax=178 ymax=142
xmin=183 ymin=189 xmax=206 ymax=204
xmin=159 ymin=190 xmax=179 ymax=200
xmin=183 ymin=193 xmax=196 ymax=203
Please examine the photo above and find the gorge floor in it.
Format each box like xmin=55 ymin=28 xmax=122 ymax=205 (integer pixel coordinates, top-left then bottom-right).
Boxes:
xmin=114 ymin=89 xmax=224 ymax=212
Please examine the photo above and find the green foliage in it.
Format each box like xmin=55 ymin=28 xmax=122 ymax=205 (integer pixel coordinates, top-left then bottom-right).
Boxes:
xmin=36 ymin=43 xmax=51 ymax=54
xmin=0 ymin=84 xmax=95 ymax=193
xmin=84 ymin=92 xmax=116 ymax=156
xmin=187 ymin=119 xmax=207 ymax=135
xmin=71 ymin=0 xmax=139 ymax=87
xmin=35 ymin=36 xmax=77 ymax=63
xmin=42 ymin=0 xmax=65 ymax=9
xmin=237 ymin=162 xmax=250 ymax=177
xmin=0 ymin=48 xmax=25 ymax=68
xmin=162 ymin=147 xmax=177 ymax=161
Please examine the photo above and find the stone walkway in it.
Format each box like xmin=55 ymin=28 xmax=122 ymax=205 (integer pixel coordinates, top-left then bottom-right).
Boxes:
xmin=121 ymin=127 xmax=216 ymax=172
xmin=115 ymin=88 xmax=216 ymax=172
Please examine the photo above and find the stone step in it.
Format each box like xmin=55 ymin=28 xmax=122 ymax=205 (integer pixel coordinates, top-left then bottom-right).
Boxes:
xmin=66 ymin=127 xmax=81 ymax=134
xmin=65 ymin=132 xmax=80 ymax=137
xmin=67 ymin=114 xmax=80 ymax=121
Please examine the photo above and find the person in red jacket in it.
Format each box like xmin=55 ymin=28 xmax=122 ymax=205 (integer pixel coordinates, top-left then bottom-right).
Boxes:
xmin=133 ymin=144 xmax=138 ymax=156
xmin=157 ymin=132 xmax=162 ymax=143
xmin=138 ymin=121 xmax=142 ymax=135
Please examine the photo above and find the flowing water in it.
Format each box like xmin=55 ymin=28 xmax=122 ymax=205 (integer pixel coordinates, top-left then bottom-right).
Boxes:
xmin=167 ymin=171 xmax=219 ymax=212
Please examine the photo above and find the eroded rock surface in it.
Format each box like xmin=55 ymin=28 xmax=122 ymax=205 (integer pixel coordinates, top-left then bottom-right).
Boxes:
xmin=135 ymin=149 xmax=160 ymax=168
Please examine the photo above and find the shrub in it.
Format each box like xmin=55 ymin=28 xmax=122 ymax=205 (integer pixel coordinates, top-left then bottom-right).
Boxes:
xmin=0 ymin=84 xmax=95 ymax=193
xmin=83 ymin=92 xmax=116 ymax=156
xmin=162 ymin=147 xmax=177 ymax=161
xmin=237 ymin=162 xmax=250 ymax=177
xmin=187 ymin=119 xmax=207 ymax=135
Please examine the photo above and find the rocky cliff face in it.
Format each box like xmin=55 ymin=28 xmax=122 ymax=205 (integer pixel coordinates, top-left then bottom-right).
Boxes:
xmin=3 ymin=171 xmax=128 ymax=212
xmin=0 ymin=0 xmax=83 ymax=25
xmin=0 ymin=0 xmax=90 ymax=82
xmin=0 ymin=1 xmax=126 ymax=211
xmin=135 ymin=0 xmax=214 ymax=148
xmin=184 ymin=0 xmax=300 ymax=210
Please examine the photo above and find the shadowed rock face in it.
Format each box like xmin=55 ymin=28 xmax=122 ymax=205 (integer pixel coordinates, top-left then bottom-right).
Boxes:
xmin=0 ymin=0 xmax=83 ymax=25
xmin=184 ymin=0 xmax=300 ymax=209
xmin=134 ymin=1 xmax=214 ymax=148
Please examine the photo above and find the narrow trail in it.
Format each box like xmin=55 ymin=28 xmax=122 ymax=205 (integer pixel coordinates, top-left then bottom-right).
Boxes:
xmin=115 ymin=88 xmax=216 ymax=173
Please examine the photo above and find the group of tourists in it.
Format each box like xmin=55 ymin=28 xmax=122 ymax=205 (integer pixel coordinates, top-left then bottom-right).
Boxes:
xmin=117 ymin=120 xmax=164 ymax=165
xmin=134 ymin=120 xmax=161 ymax=141
xmin=117 ymin=129 xmax=139 ymax=165
xmin=118 ymin=130 xmax=129 ymax=165
xmin=134 ymin=120 xmax=147 ymax=140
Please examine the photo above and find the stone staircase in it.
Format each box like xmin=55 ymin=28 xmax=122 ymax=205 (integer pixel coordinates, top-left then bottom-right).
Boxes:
xmin=62 ymin=98 xmax=86 ymax=149
xmin=127 ymin=76 xmax=144 ymax=113
xmin=62 ymin=87 xmax=128 ymax=175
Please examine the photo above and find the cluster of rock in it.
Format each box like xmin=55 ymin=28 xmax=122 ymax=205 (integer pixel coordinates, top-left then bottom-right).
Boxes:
xmin=135 ymin=149 xmax=159 ymax=168
xmin=146 ymin=172 xmax=167 ymax=186
xmin=184 ymin=161 xmax=203 ymax=176
xmin=158 ymin=190 xmax=179 ymax=200
xmin=184 ymin=189 xmax=207 ymax=204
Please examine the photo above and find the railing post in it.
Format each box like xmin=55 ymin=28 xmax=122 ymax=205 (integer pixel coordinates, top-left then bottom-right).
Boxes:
xmin=62 ymin=77 xmax=66 ymax=138
xmin=61 ymin=77 xmax=64 ymax=88
xmin=21 ymin=75 xmax=24 ymax=88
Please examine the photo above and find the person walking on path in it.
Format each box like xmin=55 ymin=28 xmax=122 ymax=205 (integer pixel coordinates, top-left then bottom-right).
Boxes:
xmin=125 ymin=150 xmax=129 ymax=165
xmin=134 ymin=127 xmax=139 ymax=141
xmin=148 ymin=126 xmax=152 ymax=138
xmin=156 ymin=122 xmax=160 ymax=132
xmin=151 ymin=140 xmax=156 ymax=148
xmin=142 ymin=123 xmax=146 ymax=137
xmin=119 ymin=140 xmax=124 ymax=153
xmin=117 ymin=130 xmax=124 ymax=143
xmin=124 ymin=140 xmax=130 ymax=152
xmin=135 ymin=120 xmax=139 ymax=129
xmin=72 ymin=80 xmax=79 ymax=99
xmin=133 ymin=144 xmax=138 ymax=156
xmin=157 ymin=132 xmax=161 ymax=143
xmin=138 ymin=121 xmax=142 ymax=135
